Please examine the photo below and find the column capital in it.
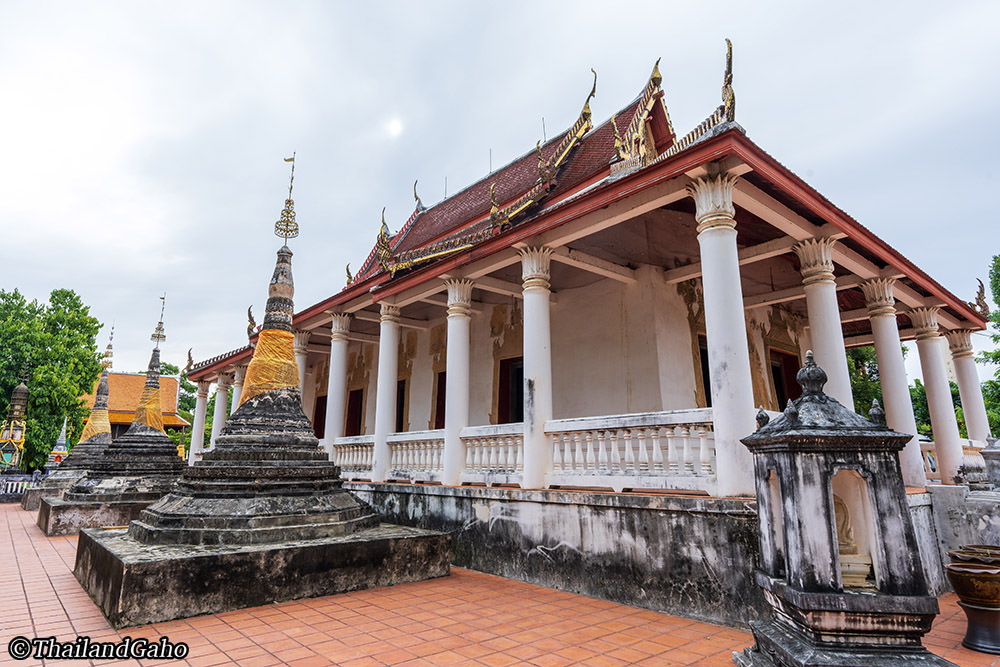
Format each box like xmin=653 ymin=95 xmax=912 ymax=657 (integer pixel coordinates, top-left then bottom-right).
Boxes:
xmin=793 ymin=237 xmax=837 ymax=286
xmin=520 ymin=246 xmax=553 ymax=290
xmin=293 ymin=330 xmax=311 ymax=353
xmin=215 ymin=373 xmax=233 ymax=389
xmin=944 ymin=329 xmax=975 ymax=359
xmin=860 ymin=278 xmax=896 ymax=318
xmin=380 ymin=303 xmax=401 ymax=323
xmin=232 ymin=364 xmax=249 ymax=383
xmin=686 ymin=172 xmax=738 ymax=233
xmin=329 ymin=313 xmax=352 ymax=341
xmin=909 ymin=307 xmax=941 ymax=340
xmin=196 ymin=381 xmax=211 ymax=398
xmin=445 ymin=278 xmax=475 ymax=318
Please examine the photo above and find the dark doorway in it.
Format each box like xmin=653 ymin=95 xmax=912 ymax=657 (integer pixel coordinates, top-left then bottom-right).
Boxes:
xmin=698 ymin=335 xmax=712 ymax=408
xmin=498 ymin=356 xmax=524 ymax=424
xmin=345 ymin=388 xmax=363 ymax=437
xmin=395 ymin=379 xmax=407 ymax=433
xmin=770 ymin=349 xmax=802 ymax=408
xmin=313 ymin=395 xmax=327 ymax=439
xmin=433 ymin=371 xmax=446 ymax=430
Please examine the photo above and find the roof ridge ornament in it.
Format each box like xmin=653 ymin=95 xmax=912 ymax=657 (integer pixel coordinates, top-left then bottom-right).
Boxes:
xmin=345 ymin=263 xmax=353 ymax=286
xmin=611 ymin=114 xmax=624 ymax=160
xmin=489 ymin=183 xmax=508 ymax=229
xmin=413 ymin=180 xmax=426 ymax=212
xmin=376 ymin=208 xmax=394 ymax=273
xmin=581 ymin=68 xmax=597 ymax=121
xmin=274 ymin=153 xmax=299 ymax=244
xmin=970 ymin=278 xmax=991 ymax=319
xmin=101 ymin=324 xmax=115 ymax=370
xmin=722 ymin=38 xmax=735 ymax=122
xmin=247 ymin=305 xmax=257 ymax=338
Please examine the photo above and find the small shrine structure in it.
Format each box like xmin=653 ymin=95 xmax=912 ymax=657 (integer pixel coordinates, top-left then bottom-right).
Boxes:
xmin=0 ymin=379 xmax=31 ymax=501
xmin=734 ymin=352 xmax=950 ymax=666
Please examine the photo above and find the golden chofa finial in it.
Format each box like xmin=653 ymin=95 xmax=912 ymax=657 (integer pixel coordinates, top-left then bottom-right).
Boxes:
xmin=413 ymin=180 xmax=425 ymax=212
xmin=722 ymin=39 xmax=735 ymax=122
xmin=345 ymin=263 xmax=353 ymax=286
xmin=611 ymin=114 xmax=624 ymax=160
xmin=274 ymin=152 xmax=299 ymax=243
xmin=582 ymin=68 xmax=597 ymax=120
xmin=489 ymin=183 xmax=500 ymax=216
xmin=651 ymin=57 xmax=662 ymax=87
xmin=380 ymin=207 xmax=390 ymax=237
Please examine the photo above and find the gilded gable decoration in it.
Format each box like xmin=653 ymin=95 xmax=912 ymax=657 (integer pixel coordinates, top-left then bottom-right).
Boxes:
xmin=609 ymin=59 xmax=675 ymax=176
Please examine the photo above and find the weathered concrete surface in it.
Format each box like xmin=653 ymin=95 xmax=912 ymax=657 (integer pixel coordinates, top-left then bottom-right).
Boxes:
xmin=348 ymin=482 xmax=765 ymax=626
xmin=926 ymin=484 xmax=1000 ymax=562
xmin=20 ymin=470 xmax=85 ymax=511
xmin=37 ymin=497 xmax=151 ymax=536
xmin=75 ymin=524 xmax=450 ymax=628
xmin=907 ymin=492 xmax=948 ymax=595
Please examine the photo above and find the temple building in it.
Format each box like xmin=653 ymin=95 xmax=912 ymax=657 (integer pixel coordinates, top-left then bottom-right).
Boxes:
xmin=80 ymin=374 xmax=189 ymax=439
xmin=188 ymin=46 xmax=991 ymax=501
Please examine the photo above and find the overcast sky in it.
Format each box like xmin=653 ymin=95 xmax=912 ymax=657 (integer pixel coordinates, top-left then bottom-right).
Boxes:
xmin=2 ymin=1 xmax=998 ymax=387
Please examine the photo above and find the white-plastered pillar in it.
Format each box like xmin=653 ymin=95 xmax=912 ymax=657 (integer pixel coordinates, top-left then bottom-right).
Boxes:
xmin=520 ymin=247 xmax=554 ymax=489
xmin=443 ymin=279 xmax=473 ymax=486
xmin=229 ymin=364 xmax=247 ymax=414
xmin=860 ymin=278 xmax=926 ymax=486
xmin=188 ymin=381 xmax=210 ymax=465
xmin=294 ymin=330 xmax=310 ymax=392
xmin=372 ymin=304 xmax=400 ymax=482
xmin=911 ymin=307 xmax=965 ymax=484
xmin=208 ymin=374 xmax=232 ymax=449
xmin=323 ymin=313 xmax=352 ymax=460
xmin=944 ymin=329 xmax=992 ymax=443
xmin=686 ymin=172 xmax=755 ymax=496
xmin=793 ymin=238 xmax=854 ymax=410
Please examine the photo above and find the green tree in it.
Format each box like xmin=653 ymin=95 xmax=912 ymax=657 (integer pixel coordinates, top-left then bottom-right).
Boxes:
xmin=978 ymin=254 xmax=1000 ymax=373
xmin=847 ymin=346 xmax=883 ymax=415
xmin=0 ymin=289 xmax=103 ymax=471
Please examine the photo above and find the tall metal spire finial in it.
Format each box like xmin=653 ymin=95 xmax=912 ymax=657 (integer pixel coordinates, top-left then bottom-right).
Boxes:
xmin=722 ymin=38 xmax=735 ymax=122
xmin=274 ymin=152 xmax=300 ymax=243
xmin=102 ymin=323 xmax=115 ymax=369
xmin=151 ymin=294 xmax=166 ymax=350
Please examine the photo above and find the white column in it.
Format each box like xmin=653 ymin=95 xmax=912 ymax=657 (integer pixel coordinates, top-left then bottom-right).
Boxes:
xmin=861 ymin=279 xmax=926 ymax=486
xmin=911 ymin=307 xmax=964 ymax=484
xmin=793 ymin=238 xmax=854 ymax=409
xmin=443 ymin=279 xmax=473 ymax=486
xmin=372 ymin=304 xmax=400 ymax=483
xmin=294 ymin=330 xmax=310 ymax=392
xmin=208 ymin=374 xmax=232 ymax=449
xmin=323 ymin=313 xmax=352 ymax=459
xmin=687 ymin=172 xmax=755 ymax=496
xmin=520 ymin=247 xmax=554 ymax=489
xmin=188 ymin=381 xmax=210 ymax=464
xmin=945 ymin=329 xmax=992 ymax=442
xmin=229 ymin=364 xmax=247 ymax=414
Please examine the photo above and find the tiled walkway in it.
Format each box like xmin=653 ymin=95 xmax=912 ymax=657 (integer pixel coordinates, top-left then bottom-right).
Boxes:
xmin=1 ymin=504 xmax=995 ymax=666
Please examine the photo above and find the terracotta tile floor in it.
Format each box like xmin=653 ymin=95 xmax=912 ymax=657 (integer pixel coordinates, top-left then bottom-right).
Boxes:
xmin=1 ymin=504 xmax=995 ymax=666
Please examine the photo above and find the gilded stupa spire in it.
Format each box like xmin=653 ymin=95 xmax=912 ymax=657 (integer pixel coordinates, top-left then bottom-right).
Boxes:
xmin=102 ymin=324 xmax=115 ymax=370
xmin=235 ymin=158 xmax=306 ymax=409
xmin=78 ymin=369 xmax=112 ymax=444
xmin=128 ymin=302 xmax=167 ymax=434
xmin=274 ymin=153 xmax=299 ymax=244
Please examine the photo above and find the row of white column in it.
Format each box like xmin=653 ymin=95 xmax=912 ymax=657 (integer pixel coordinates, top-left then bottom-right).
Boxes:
xmin=189 ymin=171 xmax=991 ymax=493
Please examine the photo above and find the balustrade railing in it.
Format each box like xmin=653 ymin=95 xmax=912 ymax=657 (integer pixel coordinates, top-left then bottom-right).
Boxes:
xmin=545 ymin=409 xmax=717 ymax=492
xmin=387 ymin=430 xmax=445 ymax=482
xmin=332 ymin=435 xmax=374 ymax=480
xmin=460 ymin=423 xmax=524 ymax=486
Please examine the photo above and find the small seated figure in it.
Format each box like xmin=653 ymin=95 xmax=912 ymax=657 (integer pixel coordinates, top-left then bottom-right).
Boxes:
xmin=835 ymin=494 xmax=873 ymax=588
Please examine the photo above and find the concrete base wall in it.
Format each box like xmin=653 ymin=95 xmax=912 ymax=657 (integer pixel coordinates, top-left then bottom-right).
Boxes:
xmin=349 ymin=482 xmax=766 ymax=626
xmin=349 ymin=484 xmax=953 ymax=626
xmin=926 ymin=485 xmax=1000 ymax=562
xmin=37 ymin=498 xmax=152 ymax=536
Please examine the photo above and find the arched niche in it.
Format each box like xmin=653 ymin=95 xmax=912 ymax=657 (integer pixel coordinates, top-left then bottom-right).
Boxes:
xmin=830 ymin=467 xmax=880 ymax=589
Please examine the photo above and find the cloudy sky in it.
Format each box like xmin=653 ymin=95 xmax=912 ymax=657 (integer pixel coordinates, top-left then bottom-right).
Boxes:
xmin=2 ymin=1 xmax=998 ymax=384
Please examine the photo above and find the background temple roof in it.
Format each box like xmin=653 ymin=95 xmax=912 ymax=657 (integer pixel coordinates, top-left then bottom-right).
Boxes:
xmin=80 ymin=374 xmax=190 ymax=428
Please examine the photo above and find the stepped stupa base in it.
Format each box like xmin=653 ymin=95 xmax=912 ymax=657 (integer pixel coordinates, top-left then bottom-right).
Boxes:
xmin=21 ymin=470 xmax=86 ymax=511
xmin=75 ymin=523 xmax=450 ymax=628
xmin=37 ymin=495 xmax=157 ymax=536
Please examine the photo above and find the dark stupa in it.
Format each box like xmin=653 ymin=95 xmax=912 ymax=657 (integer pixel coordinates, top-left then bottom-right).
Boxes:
xmin=38 ymin=310 xmax=186 ymax=536
xmin=21 ymin=369 xmax=114 ymax=511
xmin=75 ymin=163 xmax=449 ymax=628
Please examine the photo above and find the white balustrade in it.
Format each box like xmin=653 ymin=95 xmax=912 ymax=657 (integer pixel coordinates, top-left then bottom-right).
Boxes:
xmin=331 ymin=435 xmax=375 ymax=480
xmin=460 ymin=423 xmax=524 ymax=487
xmin=920 ymin=439 xmax=941 ymax=483
xmin=545 ymin=409 xmax=719 ymax=493
xmin=387 ymin=430 xmax=445 ymax=483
